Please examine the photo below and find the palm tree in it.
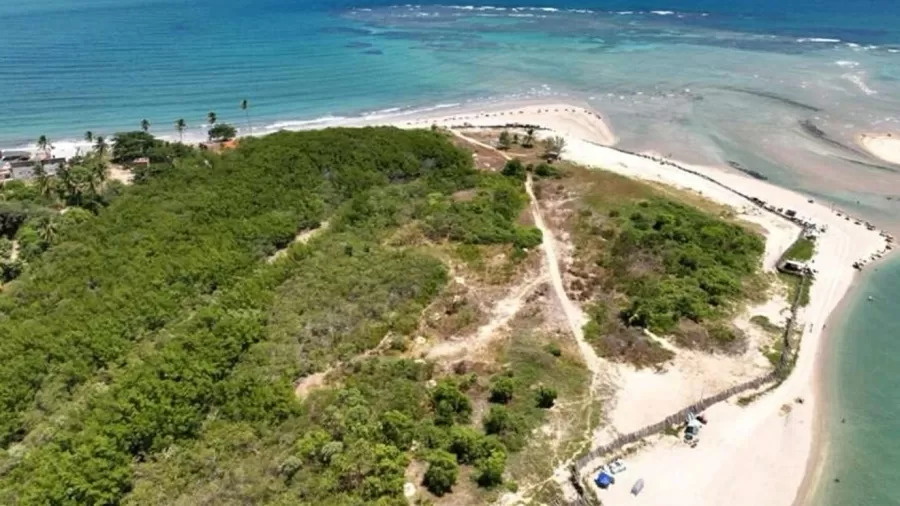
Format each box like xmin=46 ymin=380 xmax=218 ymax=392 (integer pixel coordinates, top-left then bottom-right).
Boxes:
xmin=94 ymin=136 xmax=109 ymax=158
xmin=542 ymin=135 xmax=566 ymax=160
xmin=240 ymin=99 xmax=251 ymax=135
xmin=207 ymin=111 xmax=217 ymax=127
xmin=34 ymin=164 xmax=54 ymax=199
xmin=89 ymin=154 xmax=108 ymax=186
xmin=37 ymin=217 xmax=59 ymax=245
xmin=175 ymin=119 xmax=187 ymax=142
xmin=522 ymin=128 xmax=535 ymax=148
xmin=84 ymin=131 xmax=94 ymax=143
xmin=36 ymin=135 xmax=52 ymax=157
xmin=140 ymin=119 xmax=150 ymax=132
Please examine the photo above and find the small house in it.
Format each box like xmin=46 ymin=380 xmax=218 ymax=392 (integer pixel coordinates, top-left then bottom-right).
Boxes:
xmin=41 ymin=157 xmax=66 ymax=176
xmin=9 ymin=161 xmax=37 ymax=180
xmin=132 ymin=157 xmax=150 ymax=168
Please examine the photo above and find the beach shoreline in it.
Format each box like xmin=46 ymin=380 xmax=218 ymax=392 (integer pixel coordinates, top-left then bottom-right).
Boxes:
xmin=4 ymin=99 xmax=891 ymax=505
xmin=790 ymin=272 xmax=853 ymax=506
xmin=857 ymin=133 xmax=900 ymax=166
xmin=366 ymin=100 xmax=890 ymax=505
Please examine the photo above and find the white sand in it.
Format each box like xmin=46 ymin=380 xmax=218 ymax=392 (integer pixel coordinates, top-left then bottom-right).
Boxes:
xmin=379 ymin=102 xmax=889 ymax=505
xmin=858 ymin=132 xmax=900 ymax=165
xmin=496 ymin=106 xmax=887 ymax=506
xmin=10 ymin=101 xmax=887 ymax=505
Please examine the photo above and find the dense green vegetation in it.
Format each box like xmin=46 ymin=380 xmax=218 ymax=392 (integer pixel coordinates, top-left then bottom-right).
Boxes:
xmin=556 ymin=168 xmax=766 ymax=364
xmin=0 ymin=128 xmax=544 ymax=504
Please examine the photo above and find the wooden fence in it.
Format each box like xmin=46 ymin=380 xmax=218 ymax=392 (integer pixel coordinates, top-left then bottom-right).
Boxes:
xmin=571 ymin=269 xmax=809 ymax=497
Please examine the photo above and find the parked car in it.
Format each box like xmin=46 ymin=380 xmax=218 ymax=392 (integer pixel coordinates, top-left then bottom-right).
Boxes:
xmin=608 ymin=459 xmax=627 ymax=474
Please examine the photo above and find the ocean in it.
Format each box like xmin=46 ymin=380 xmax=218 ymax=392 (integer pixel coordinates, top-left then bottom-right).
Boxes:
xmin=2 ymin=1 xmax=900 ymax=504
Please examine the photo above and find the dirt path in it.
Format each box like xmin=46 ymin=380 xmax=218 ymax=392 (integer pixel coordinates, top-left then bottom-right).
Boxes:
xmin=268 ymin=221 xmax=329 ymax=263
xmin=453 ymin=130 xmax=610 ymax=501
xmin=426 ymin=273 xmax=548 ymax=360
xmin=524 ymin=174 xmax=603 ymax=378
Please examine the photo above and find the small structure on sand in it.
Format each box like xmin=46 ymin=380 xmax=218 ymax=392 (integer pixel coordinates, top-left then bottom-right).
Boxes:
xmin=778 ymin=260 xmax=810 ymax=275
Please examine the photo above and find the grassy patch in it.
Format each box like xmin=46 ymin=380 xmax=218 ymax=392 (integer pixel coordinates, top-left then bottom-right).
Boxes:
xmin=780 ymin=272 xmax=812 ymax=307
xmin=750 ymin=315 xmax=783 ymax=334
xmin=497 ymin=327 xmax=592 ymax=487
xmin=780 ymin=237 xmax=816 ymax=262
xmin=547 ymin=165 xmax=766 ymax=363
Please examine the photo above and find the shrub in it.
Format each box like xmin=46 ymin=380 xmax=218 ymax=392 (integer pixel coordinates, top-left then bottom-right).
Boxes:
xmin=431 ymin=379 xmax=472 ymax=425
xmin=380 ymin=410 xmax=415 ymax=450
xmin=489 ymin=376 xmax=515 ymax=404
xmin=475 ymin=449 xmax=507 ymax=487
xmin=535 ymin=386 xmax=558 ymax=409
xmin=209 ymin=123 xmax=237 ymax=141
xmin=501 ymin=158 xmax=526 ymax=180
xmin=423 ymin=450 xmax=459 ymax=496
xmin=544 ymin=342 xmax=562 ymax=357
xmin=534 ymin=162 xmax=558 ymax=178
xmin=498 ymin=130 xmax=512 ymax=150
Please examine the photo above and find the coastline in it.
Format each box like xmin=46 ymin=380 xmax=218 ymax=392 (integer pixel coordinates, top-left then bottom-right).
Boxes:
xmin=370 ymin=101 xmax=890 ymax=505
xmin=857 ymin=133 xmax=900 ymax=166
xmin=4 ymin=99 xmax=891 ymax=505
xmin=790 ymin=268 xmax=866 ymax=506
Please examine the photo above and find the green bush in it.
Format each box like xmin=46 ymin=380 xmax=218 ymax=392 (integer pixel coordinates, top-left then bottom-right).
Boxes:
xmin=423 ymin=450 xmax=459 ymax=496
xmin=489 ymin=376 xmax=515 ymax=404
xmin=534 ymin=162 xmax=558 ymax=178
xmin=431 ymin=379 xmax=472 ymax=425
xmin=604 ymin=199 xmax=763 ymax=333
xmin=535 ymin=386 xmax=558 ymax=409
xmin=544 ymin=342 xmax=562 ymax=357
xmin=502 ymin=158 xmax=526 ymax=180
xmin=475 ymin=449 xmax=507 ymax=487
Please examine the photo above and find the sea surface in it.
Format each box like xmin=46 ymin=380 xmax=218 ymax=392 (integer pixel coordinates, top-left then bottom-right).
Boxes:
xmin=3 ymin=1 xmax=900 ymax=504
xmin=815 ymin=256 xmax=900 ymax=506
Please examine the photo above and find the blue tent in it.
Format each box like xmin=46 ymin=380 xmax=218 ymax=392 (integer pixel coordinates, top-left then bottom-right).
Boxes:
xmin=594 ymin=471 xmax=614 ymax=489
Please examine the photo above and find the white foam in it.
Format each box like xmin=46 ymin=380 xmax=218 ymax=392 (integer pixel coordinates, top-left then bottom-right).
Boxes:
xmin=842 ymin=73 xmax=877 ymax=96
xmin=834 ymin=60 xmax=860 ymax=68
xmin=651 ymin=10 xmax=675 ymax=15
xmin=796 ymin=37 xmax=841 ymax=43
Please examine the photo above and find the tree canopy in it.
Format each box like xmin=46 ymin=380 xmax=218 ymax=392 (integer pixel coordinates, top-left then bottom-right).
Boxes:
xmin=0 ymin=127 xmax=545 ymax=504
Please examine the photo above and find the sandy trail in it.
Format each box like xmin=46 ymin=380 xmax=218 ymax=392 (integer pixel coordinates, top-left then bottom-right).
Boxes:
xmin=426 ymin=273 xmax=548 ymax=361
xmin=442 ymin=105 xmax=888 ymax=506
xmin=267 ymin=221 xmax=329 ymax=263
xmin=524 ymin=174 xmax=603 ymax=378
xmin=452 ymin=131 xmax=603 ymax=380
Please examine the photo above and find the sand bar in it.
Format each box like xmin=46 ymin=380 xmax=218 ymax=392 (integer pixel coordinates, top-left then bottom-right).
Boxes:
xmin=858 ymin=132 xmax=900 ymax=165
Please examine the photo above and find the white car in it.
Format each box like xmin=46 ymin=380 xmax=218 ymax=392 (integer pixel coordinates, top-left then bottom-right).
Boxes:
xmin=608 ymin=459 xmax=627 ymax=474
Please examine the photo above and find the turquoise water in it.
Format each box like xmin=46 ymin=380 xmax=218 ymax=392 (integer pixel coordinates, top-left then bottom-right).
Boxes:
xmin=3 ymin=1 xmax=900 ymax=222
xmin=3 ymin=1 xmax=900 ymax=504
xmin=815 ymin=257 xmax=900 ymax=506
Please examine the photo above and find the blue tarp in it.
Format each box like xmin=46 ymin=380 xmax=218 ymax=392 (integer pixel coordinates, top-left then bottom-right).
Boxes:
xmin=595 ymin=472 xmax=614 ymax=488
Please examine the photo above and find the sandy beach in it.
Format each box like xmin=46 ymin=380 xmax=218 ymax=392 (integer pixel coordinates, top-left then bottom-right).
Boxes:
xmin=4 ymin=100 xmax=890 ymax=506
xmin=372 ymin=102 xmax=890 ymax=505
xmin=858 ymin=132 xmax=900 ymax=166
